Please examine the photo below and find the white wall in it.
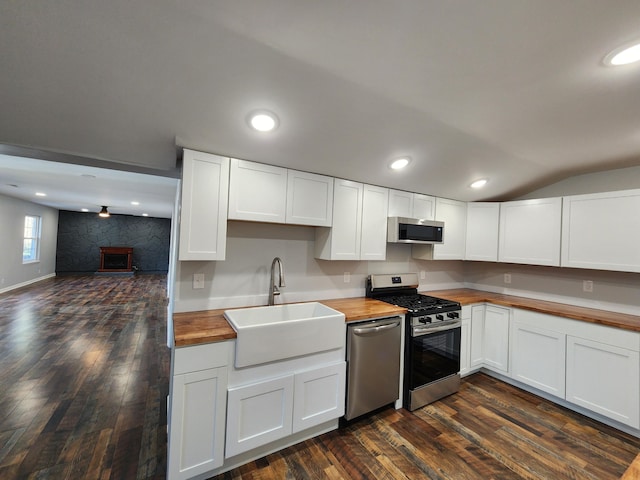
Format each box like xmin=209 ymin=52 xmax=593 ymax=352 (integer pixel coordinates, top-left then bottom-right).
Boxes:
xmin=174 ymin=220 xmax=465 ymax=312
xmin=464 ymin=262 xmax=640 ymax=315
xmin=519 ymin=165 xmax=640 ymax=199
xmin=0 ymin=194 xmax=58 ymax=293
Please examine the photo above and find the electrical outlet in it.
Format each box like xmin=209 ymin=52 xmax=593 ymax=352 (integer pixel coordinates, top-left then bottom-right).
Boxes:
xmin=193 ymin=273 xmax=205 ymax=289
xmin=343 ymin=272 xmax=350 ymax=283
xmin=420 ymin=270 xmax=426 ymax=280
xmin=583 ymin=280 xmax=593 ymax=293
xmin=504 ymin=273 xmax=512 ymax=284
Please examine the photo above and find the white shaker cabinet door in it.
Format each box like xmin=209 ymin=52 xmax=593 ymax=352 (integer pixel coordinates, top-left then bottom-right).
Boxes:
xmin=315 ymin=179 xmax=363 ymax=260
xmin=292 ymin=362 xmax=346 ymax=433
xmin=226 ymin=374 xmax=295 ymax=458
xmin=387 ymin=189 xmax=413 ymax=217
xmin=465 ymin=202 xmax=499 ymax=262
xmin=228 ymin=159 xmax=287 ymax=223
xmin=360 ymin=184 xmax=389 ymax=261
xmin=566 ymin=336 xmax=640 ymax=429
xmin=511 ymin=321 xmax=566 ymax=398
xmin=168 ymin=367 xmax=227 ymax=480
xmin=498 ymin=197 xmax=562 ymax=266
xmin=178 ymin=150 xmax=229 ymax=261
xmin=561 ymin=189 xmax=640 ymax=272
xmin=482 ymin=305 xmax=510 ymax=374
xmin=433 ymin=197 xmax=467 ymax=260
xmin=286 ymin=170 xmax=334 ymax=226
xmin=412 ymin=193 xmax=435 ymax=220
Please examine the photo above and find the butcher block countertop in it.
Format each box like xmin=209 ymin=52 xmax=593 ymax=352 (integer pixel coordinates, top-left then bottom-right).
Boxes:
xmin=173 ymin=297 xmax=405 ymax=347
xmin=173 ymin=289 xmax=640 ymax=347
xmin=426 ymin=288 xmax=640 ymax=332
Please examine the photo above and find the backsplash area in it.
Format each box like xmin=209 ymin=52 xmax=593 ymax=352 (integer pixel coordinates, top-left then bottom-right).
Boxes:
xmin=174 ymin=221 xmax=640 ymax=314
xmin=174 ymin=221 xmax=465 ymax=312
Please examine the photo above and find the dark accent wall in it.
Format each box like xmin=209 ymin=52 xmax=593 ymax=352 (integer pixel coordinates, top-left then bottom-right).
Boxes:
xmin=56 ymin=210 xmax=171 ymax=273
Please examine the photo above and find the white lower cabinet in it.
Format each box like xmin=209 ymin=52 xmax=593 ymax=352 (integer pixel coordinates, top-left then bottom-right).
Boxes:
xmin=482 ymin=305 xmax=510 ymax=374
xmin=293 ymin=362 xmax=346 ymax=432
xmin=566 ymin=336 xmax=640 ymax=429
xmin=511 ymin=319 xmax=566 ymax=397
xmin=168 ymin=343 xmax=229 ymax=480
xmin=226 ymin=374 xmax=295 ymax=458
xmin=225 ymin=362 xmax=346 ymax=458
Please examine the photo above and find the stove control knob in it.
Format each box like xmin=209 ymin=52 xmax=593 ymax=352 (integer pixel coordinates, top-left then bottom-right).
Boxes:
xmin=436 ymin=314 xmax=444 ymax=321
xmin=419 ymin=317 xmax=432 ymax=324
xmin=447 ymin=312 xmax=459 ymax=319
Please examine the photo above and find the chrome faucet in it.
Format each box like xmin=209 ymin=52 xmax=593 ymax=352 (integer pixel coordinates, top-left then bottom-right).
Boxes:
xmin=268 ymin=257 xmax=286 ymax=305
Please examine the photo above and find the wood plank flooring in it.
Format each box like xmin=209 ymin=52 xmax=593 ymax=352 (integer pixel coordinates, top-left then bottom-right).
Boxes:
xmin=0 ymin=274 xmax=170 ymax=479
xmin=213 ymin=378 xmax=640 ymax=480
xmin=2 ymin=275 xmax=640 ymax=479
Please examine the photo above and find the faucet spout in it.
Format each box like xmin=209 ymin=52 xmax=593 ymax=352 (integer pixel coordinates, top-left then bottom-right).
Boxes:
xmin=268 ymin=257 xmax=285 ymax=305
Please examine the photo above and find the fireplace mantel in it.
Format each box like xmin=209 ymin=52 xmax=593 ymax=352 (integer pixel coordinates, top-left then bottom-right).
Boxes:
xmin=99 ymin=247 xmax=133 ymax=272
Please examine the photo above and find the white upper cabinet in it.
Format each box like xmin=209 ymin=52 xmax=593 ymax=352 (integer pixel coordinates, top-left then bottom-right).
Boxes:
xmin=388 ymin=189 xmax=435 ymax=219
xmin=360 ymin=184 xmax=389 ymax=261
xmin=561 ymin=189 xmax=640 ymax=273
xmin=228 ymin=159 xmax=287 ymax=223
xmin=228 ymin=159 xmax=334 ymax=226
xmin=498 ymin=197 xmax=562 ymax=266
xmin=286 ymin=170 xmax=334 ymax=226
xmin=433 ymin=198 xmax=467 ymax=260
xmin=465 ymin=202 xmax=500 ymax=262
xmin=413 ymin=193 xmax=436 ymax=220
xmin=315 ymin=179 xmax=363 ymax=260
xmin=316 ymin=181 xmax=388 ymax=261
xmin=178 ymin=149 xmax=229 ymax=261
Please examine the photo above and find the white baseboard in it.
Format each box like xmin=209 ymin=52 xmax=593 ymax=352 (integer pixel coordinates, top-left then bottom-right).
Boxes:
xmin=0 ymin=273 xmax=56 ymax=295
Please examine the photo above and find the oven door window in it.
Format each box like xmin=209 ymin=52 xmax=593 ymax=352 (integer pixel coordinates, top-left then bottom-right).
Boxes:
xmin=409 ymin=327 xmax=461 ymax=389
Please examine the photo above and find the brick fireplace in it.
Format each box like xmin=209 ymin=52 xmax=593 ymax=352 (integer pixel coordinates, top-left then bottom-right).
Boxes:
xmin=99 ymin=246 xmax=133 ymax=272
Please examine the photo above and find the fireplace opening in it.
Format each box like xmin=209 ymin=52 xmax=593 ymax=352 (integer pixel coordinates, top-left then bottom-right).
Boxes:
xmin=99 ymin=247 xmax=133 ymax=273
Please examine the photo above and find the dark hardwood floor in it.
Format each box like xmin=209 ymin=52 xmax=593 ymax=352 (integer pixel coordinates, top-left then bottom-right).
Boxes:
xmin=2 ymin=275 xmax=640 ymax=479
xmin=0 ymin=274 xmax=170 ymax=479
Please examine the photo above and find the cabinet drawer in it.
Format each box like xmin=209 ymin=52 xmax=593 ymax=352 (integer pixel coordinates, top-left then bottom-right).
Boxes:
xmin=173 ymin=341 xmax=230 ymax=375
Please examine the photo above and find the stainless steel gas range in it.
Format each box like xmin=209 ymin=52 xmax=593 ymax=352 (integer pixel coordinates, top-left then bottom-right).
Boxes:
xmin=367 ymin=273 xmax=462 ymax=411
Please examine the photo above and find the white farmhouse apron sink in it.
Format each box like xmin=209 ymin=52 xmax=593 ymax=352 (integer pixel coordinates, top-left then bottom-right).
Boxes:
xmin=224 ymin=302 xmax=345 ymax=367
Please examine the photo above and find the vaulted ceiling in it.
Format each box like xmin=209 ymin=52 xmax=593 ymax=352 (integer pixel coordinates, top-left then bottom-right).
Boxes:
xmin=1 ymin=1 xmax=640 ymax=215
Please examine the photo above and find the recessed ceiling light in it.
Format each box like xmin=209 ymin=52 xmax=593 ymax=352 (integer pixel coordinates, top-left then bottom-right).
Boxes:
xmin=142 ymin=213 xmax=149 ymax=217
xmin=248 ymin=111 xmax=279 ymax=132
xmin=35 ymin=192 xmax=47 ymax=196
xmin=389 ymin=157 xmax=411 ymax=170
xmin=131 ymin=201 xmax=140 ymax=206
xmin=470 ymin=178 xmax=488 ymax=189
xmin=605 ymin=41 xmax=640 ymax=66
xmin=81 ymin=208 xmax=89 ymax=212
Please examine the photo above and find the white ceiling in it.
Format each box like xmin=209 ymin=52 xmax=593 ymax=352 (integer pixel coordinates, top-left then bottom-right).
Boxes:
xmin=1 ymin=1 xmax=640 ymax=213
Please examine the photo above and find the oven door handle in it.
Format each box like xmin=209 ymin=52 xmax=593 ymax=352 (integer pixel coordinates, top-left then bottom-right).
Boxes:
xmin=412 ymin=320 xmax=461 ymax=336
xmin=352 ymin=319 xmax=401 ymax=335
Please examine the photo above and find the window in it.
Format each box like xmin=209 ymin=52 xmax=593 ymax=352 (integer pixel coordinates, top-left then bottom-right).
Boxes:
xmin=23 ymin=215 xmax=41 ymax=263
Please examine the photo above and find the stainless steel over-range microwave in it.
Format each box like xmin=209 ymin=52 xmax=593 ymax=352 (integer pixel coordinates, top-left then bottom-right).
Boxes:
xmin=387 ymin=217 xmax=445 ymax=244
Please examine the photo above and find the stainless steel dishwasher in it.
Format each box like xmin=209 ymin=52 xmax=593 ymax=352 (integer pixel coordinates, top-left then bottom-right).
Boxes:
xmin=345 ymin=316 xmax=402 ymax=420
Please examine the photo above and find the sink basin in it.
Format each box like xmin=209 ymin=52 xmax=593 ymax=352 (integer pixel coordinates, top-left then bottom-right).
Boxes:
xmin=224 ymin=302 xmax=345 ymax=367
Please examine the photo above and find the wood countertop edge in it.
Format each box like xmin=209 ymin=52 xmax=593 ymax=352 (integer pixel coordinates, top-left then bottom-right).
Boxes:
xmin=173 ymin=289 xmax=640 ymax=347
